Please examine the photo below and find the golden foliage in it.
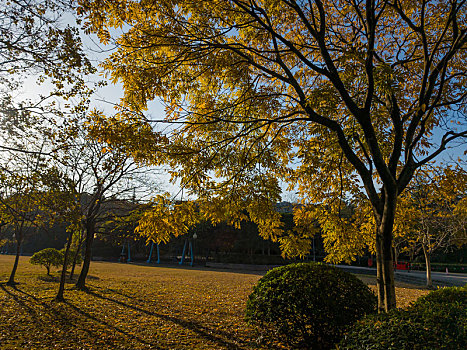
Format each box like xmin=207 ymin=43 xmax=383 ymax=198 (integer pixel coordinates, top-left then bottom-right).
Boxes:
xmin=76 ymin=0 xmax=467 ymax=264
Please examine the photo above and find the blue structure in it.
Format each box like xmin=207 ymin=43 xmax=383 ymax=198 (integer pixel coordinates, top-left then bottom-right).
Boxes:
xmin=146 ymin=241 xmax=160 ymax=264
xmin=179 ymin=239 xmax=194 ymax=266
xmin=127 ymin=241 xmax=131 ymax=262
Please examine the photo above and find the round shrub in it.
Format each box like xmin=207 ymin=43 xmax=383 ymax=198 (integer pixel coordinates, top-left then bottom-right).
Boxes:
xmin=340 ymin=286 xmax=467 ymax=350
xmin=245 ymin=262 xmax=377 ymax=349
xmin=30 ymin=248 xmax=63 ymax=275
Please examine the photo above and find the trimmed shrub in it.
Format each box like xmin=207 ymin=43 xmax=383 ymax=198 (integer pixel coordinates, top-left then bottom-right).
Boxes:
xmin=245 ymin=262 xmax=377 ymax=349
xmin=413 ymin=285 xmax=467 ymax=306
xmin=30 ymin=248 xmax=63 ymax=275
xmin=340 ymin=286 xmax=467 ymax=350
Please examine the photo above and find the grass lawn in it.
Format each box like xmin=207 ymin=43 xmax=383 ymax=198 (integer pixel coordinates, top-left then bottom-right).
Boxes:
xmin=0 ymin=255 xmax=429 ymax=349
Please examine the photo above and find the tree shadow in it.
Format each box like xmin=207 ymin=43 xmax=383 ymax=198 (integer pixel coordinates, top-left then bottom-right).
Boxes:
xmin=131 ymin=261 xmax=268 ymax=276
xmin=62 ymin=300 xmax=162 ymax=349
xmin=1 ymin=282 xmax=269 ymax=349
xmin=38 ymin=275 xmax=75 ymax=284
xmin=84 ymin=286 xmax=268 ymax=349
xmin=0 ymin=283 xmax=159 ymax=349
xmin=0 ymin=283 xmax=58 ymax=338
xmin=1 ymin=283 xmax=39 ymax=315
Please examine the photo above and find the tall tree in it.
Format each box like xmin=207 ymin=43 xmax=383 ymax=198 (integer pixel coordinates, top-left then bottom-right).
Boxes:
xmin=36 ymin=167 xmax=82 ymax=300
xmin=51 ymin=120 xmax=152 ymax=291
xmin=79 ymin=0 xmax=467 ymax=311
xmin=0 ymin=0 xmax=95 ymax=291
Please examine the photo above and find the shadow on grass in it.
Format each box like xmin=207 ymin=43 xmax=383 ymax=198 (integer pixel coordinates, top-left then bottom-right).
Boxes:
xmin=0 ymin=283 xmax=161 ymax=349
xmin=85 ymin=285 xmax=271 ymax=350
xmin=118 ymin=260 xmax=267 ymax=276
xmin=38 ymin=275 xmax=75 ymax=284
xmin=62 ymin=300 xmax=162 ymax=349
xmin=0 ymin=283 xmax=58 ymax=340
xmin=37 ymin=274 xmax=100 ymax=284
xmin=1 ymin=283 xmax=40 ymax=316
xmin=0 ymin=282 xmax=269 ymax=349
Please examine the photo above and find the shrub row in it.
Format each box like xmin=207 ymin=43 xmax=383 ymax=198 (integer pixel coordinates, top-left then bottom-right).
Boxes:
xmin=246 ymin=262 xmax=466 ymax=349
xmin=340 ymin=286 xmax=467 ymax=349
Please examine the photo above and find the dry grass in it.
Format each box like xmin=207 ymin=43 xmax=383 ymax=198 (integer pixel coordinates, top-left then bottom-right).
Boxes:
xmin=0 ymin=255 xmax=429 ymax=349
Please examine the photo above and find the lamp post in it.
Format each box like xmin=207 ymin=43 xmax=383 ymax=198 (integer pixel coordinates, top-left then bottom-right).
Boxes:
xmin=190 ymin=233 xmax=197 ymax=266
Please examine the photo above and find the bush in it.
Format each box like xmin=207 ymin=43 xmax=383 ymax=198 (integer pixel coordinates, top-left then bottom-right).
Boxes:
xmin=245 ymin=262 xmax=377 ymax=349
xmin=340 ymin=286 xmax=467 ymax=350
xmin=413 ymin=285 xmax=467 ymax=306
xmin=29 ymin=248 xmax=63 ymax=275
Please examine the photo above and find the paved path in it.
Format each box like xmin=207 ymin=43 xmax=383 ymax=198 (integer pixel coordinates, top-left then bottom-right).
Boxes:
xmin=206 ymin=263 xmax=467 ymax=287
xmin=336 ymin=265 xmax=467 ymax=287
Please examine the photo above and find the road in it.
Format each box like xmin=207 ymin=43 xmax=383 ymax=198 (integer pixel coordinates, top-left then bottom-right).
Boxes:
xmin=336 ymin=265 xmax=467 ymax=287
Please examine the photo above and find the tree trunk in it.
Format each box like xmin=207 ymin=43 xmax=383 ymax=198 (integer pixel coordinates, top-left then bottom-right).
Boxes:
xmin=374 ymin=190 xmax=397 ymax=312
xmin=7 ymin=226 xmax=23 ymax=286
xmin=46 ymin=266 xmax=50 ymax=276
xmin=76 ymin=220 xmax=95 ymax=290
xmin=69 ymin=243 xmax=81 ymax=280
xmin=422 ymin=244 xmax=432 ymax=288
xmin=56 ymin=229 xmax=73 ymax=301
xmin=375 ymin=236 xmax=385 ymax=311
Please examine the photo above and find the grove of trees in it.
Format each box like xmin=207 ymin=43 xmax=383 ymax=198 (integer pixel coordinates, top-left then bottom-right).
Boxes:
xmin=76 ymin=0 xmax=467 ymax=311
xmin=0 ymin=0 xmax=465 ymax=314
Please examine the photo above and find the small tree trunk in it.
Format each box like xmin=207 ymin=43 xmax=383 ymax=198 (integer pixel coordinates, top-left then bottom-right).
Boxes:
xmin=46 ymin=266 xmax=50 ymax=276
xmin=76 ymin=221 xmax=95 ymax=290
xmin=422 ymin=244 xmax=432 ymax=288
xmin=7 ymin=226 xmax=23 ymax=286
xmin=69 ymin=239 xmax=83 ymax=280
xmin=56 ymin=229 xmax=73 ymax=301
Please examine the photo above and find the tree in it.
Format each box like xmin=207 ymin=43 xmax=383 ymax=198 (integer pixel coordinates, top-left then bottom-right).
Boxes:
xmin=36 ymin=166 xmax=83 ymax=300
xmin=0 ymin=150 xmax=48 ymax=285
xmin=396 ymin=165 xmax=467 ymax=287
xmin=78 ymin=0 xmax=467 ymax=311
xmin=0 ymin=0 xmax=94 ymax=136
xmin=29 ymin=248 xmax=63 ymax=275
xmin=49 ymin=119 xmax=155 ymax=291
xmin=0 ymin=0 xmax=94 ymax=287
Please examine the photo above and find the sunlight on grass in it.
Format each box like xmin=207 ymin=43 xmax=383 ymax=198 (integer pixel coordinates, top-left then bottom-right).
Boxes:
xmin=0 ymin=255 xmax=428 ymax=349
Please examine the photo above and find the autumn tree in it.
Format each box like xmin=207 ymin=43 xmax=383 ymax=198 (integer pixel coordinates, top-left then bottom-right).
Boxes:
xmin=397 ymin=165 xmax=467 ymax=287
xmin=36 ymin=166 xmax=83 ymax=300
xmin=0 ymin=150 xmax=48 ymax=285
xmin=0 ymin=0 xmax=94 ymax=140
xmin=79 ymin=0 xmax=467 ymax=311
xmin=0 ymin=0 xmax=94 ymax=285
xmin=50 ymin=119 xmax=153 ymax=291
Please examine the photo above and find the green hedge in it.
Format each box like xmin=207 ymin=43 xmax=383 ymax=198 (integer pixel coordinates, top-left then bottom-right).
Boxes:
xmin=246 ymin=262 xmax=377 ymax=349
xmin=340 ymin=286 xmax=467 ymax=349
